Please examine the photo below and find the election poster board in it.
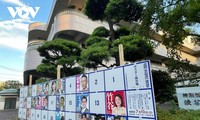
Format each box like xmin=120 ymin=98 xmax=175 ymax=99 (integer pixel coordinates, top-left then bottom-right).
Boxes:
xmin=176 ymin=86 xmax=200 ymax=110
xmin=18 ymin=60 xmax=157 ymax=120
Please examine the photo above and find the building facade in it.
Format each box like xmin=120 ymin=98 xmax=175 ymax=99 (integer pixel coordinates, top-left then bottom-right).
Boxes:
xmin=24 ymin=0 xmax=200 ymax=85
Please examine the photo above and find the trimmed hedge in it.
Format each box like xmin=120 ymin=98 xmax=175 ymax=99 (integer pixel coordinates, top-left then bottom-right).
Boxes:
xmin=157 ymin=108 xmax=200 ymax=120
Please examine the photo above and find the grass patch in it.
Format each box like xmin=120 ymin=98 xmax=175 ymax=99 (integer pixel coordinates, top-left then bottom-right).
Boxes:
xmin=157 ymin=108 xmax=200 ymax=120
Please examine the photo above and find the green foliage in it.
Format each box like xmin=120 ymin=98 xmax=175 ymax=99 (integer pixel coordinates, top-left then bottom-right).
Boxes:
xmin=81 ymin=36 xmax=111 ymax=69
xmin=140 ymin=0 xmax=200 ymax=58
xmin=105 ymin=0 xmax=143 ymax=22
xmin=91 ymin=26 xmax=109 ymax=37
xmin=152 ymin=70 xmax=175 ymax=103
xmin=3 ymin=80 xmax=22 ymax=89
xmin=37 ymin=38 xmax=83 ymax=78
xmin=112 ymin=35 xmax=154 ymax=62
xmin=84 ymin=0 xmax=109 ymax=20
xmin=84 ymin=0 xmax=146 ymax=68
xmin=115 ymin=27 xmax=131 ymax=39
xmin=157 ymin=108 xmax=200 ymax=120
xmin=166 ymin=59 xmax=200 ymax=86
xmin=84 ymin=0 xmax=143 ymax=41
xmin=35 ymin=78 xmax=47 ymax=84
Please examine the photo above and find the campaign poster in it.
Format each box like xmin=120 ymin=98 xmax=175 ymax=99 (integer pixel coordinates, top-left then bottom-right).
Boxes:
xmin=26 ymin=108 xmax=31 ymax=120
xmin=65 ymin=94 xmax=76 ymax=112
xmin=60 ymin=96 xmax=65 ymax=111
xmin=48 ymin=111 xmax=56 ymax=120
xmin=35 ymin=96 xmax=42 ymax=110
xmin=124 ymin=62 xmax=151 ymax=89
xmin=65 ymin=112 xmax=76 ymax=120
xmin=57 ymin=79 xmax=65 ymax=95
xmin=20 ymin=87 xmax=24 ymax=97
xmin=42 ymin=110 xmax=48 ymax=120
xmin=24 ymin=86 xmax=28 ymax=98
xmin=27 ymin=97 xmax=31 ymax=108
xmin=32 ymin=85 xmax=37 ymax=97
xmin=105 ymin=67 xmax=125 ymax=91
xmin=90 ymin=114 xmax=105 ymax=120
xmin=48 ymin=96 xmax=56 ymax=110
xmin=106 ymin=91 xmax=127 ymax=116
xmin=89 ymin=71 xmax=105 ymax=92
xmin=65 ymin=77 xmax=76 ymax=94
xmin=106 ymin=115 xmax=127 ymax=120
xmin=36 ymin=84 xmax=42 ymax=96
xmin=18 ymin=108 xmax=23 ymax=118
xmin=42 ymin=96 xmax=48 ymax=110
xmin=31 ymin=109 xmax=36 ymax=120
xmin=128 ymin=117 xmax=153 ymax=120
xmin=126 ymin=90 xmax=154 ymax=118
xmin=19 ymin=97 xmax=23 ymax=108
xmin=76 ymin=74 xmax=89 ymax=92
xmin=56 ymin=96 xmax=60 ymax=111
xmin=76 ymin=93 xmax=89 ymax=113
xmin=22 ymin=108 xmax=27 ymax=119
xmin=28 ymin=86 xmax=32 ymax=97
xmin=43 ymin=82 xmax=49 ymax=95
xmin=90 ymin=92 xmax=105 ymax=114
xmin=49 ymin=80 xmax=57 ymax=96
xmin=76 ymin=113 xmax=90 ymax=120
xmin=56 ymin=111 xmax=65 ymax=120
xmin=31 ymin=97 xmax=36 ymax=108
xmin=35 ymin=110 xmax=41 ymax=120
xmin=23 ymin=98 xmax=27 ymax=108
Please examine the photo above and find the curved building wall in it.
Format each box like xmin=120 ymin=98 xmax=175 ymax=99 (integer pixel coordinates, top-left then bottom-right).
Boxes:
xmin=24 ymin=40 xmax=45 ymax=71
xmin=47 ymin=9 xmax=108 ymax=40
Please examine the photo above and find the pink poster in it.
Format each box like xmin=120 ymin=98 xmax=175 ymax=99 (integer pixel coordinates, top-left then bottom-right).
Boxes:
xmin=106 ymin=91 xmax=127 ymax=116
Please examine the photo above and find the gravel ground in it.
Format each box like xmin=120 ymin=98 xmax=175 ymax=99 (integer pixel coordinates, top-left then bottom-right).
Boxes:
xmin=0 ymin=109 xmax=18 ymax=120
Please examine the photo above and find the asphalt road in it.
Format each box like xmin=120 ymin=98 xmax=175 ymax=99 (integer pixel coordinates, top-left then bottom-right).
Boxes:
xmin=0 ymin=109 xmax=18 ymax=120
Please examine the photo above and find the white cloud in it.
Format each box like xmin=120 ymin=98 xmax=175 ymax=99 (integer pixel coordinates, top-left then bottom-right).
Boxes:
xmin=1 ymin=0 xmax=27 ymax=7
xmin=0 ymin=19 xmax=32 ymax=51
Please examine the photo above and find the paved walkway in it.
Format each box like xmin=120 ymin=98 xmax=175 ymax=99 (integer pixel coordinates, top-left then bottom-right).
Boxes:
xmin=0 ymin=109 xmax=18 ymax=120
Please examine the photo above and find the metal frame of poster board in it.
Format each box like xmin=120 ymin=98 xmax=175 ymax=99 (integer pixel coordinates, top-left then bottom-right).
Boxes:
xmin=18 ymin=60 xmax=157 ymax=120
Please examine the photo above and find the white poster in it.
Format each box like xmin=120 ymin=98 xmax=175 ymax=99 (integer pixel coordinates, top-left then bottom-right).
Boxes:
xmin=89 ymin=71 xmax=105 ymax=92
xmin=65 ymin=77 xmax=76 ymax=94
xmin=90 ymin=92 xmax=106 ymax=114
xmin=32 ymin=85 xmax=37 ymax=97
xmin=124 ymin=62 xmax=151 ymax=89
xmin=20 ymin=87 xmax=24 ymax=97
xmin=19 ymin=97 xmax=23 ymax=107
xmin=24 ymin=86 xmax=28 ymax=98
xmin=30 ymin=109 xmax=35 ymax=120
xmin=42 ymin=110 xmax=48 ymax=120
xmin=18 ymin=108 xmax=23 ymax=118
xmin=128 ymin=117 xmax=155 ymax=120
xmin=27 ymin=97 xmax=31 ymax=108
xmin=48 ymin=96 xmax=56 ymax=110
xmin=65 ymin=112 xmax=76 ymax=120
xmin=48 ymin=111 xmax=55 ymax=120
xmin=35 ymin=110 xmax=41 ymax=120
xmin=105 ymin=67 xmax=125 ymax=91
xmin=176 ymin=86 xmax=200 ymax=110
xmin=126 ymin=90 xmax=155 ymax=118
xmin=22 ymin=108 xmax=27 ymax=119
xmin=65 ymin=94 xmax=76 ymax=112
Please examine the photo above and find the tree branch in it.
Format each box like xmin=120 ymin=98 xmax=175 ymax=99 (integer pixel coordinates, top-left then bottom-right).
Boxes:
xmin=99 ymin=63 xmax=109 ymax=68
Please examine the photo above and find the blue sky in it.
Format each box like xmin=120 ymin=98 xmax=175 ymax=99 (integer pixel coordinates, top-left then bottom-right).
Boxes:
xmin=0 ymin=0 xmax=54 ymax=83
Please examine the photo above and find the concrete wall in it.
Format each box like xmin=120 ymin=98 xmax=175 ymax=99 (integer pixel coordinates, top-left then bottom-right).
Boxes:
xmin=0 ymin=96 xmax=19 ymax=110
xmin=0 ymin=96 xmax=5 ymax=110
